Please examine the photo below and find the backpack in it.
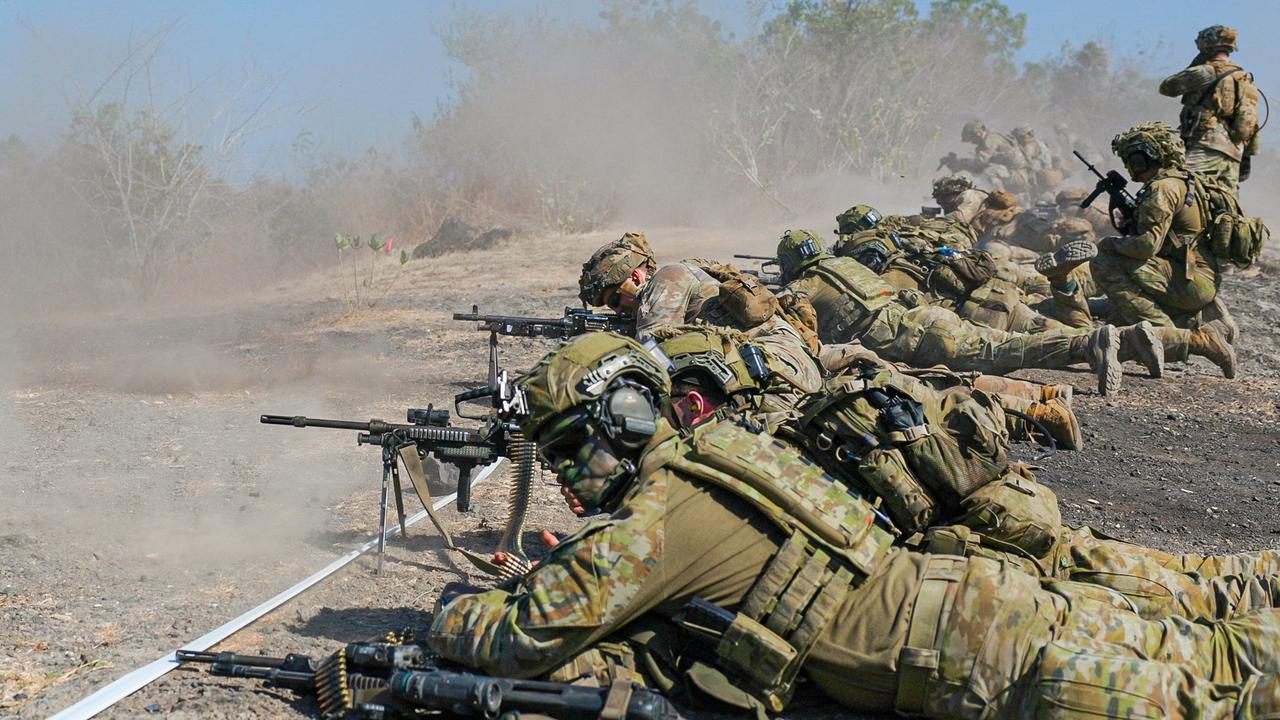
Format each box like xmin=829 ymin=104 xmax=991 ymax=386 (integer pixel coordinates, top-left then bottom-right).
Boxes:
xmin=785 ymin=366 xmax=1008 ymax=535
xmin=1190 ymin=174 xmax=1269 ymax=267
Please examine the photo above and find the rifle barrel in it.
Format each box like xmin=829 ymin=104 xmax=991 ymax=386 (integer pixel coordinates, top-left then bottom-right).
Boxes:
xmin=260 ymin=414 xmax=379 ymax=432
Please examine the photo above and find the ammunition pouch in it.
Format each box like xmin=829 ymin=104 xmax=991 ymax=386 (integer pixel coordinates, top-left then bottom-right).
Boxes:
xmin=705 ymin=532 xmax=857 ymax=712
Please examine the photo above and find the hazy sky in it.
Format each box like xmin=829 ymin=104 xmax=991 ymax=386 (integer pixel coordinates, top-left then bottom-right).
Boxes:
xmin=2 ymin=0 xmax=1274 ymax=176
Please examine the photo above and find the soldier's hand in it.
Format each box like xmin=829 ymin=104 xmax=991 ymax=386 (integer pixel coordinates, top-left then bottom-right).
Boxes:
xmin=540 ymin=529 xmax=562 ymax=549
xmin=560 ymin=485 xmax=587 ymax=516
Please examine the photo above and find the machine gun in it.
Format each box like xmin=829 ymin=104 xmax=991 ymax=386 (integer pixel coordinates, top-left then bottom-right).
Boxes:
xmin=261 ymin=366 xmax=527 ymax=575
xmin=920 ymin=206 xmax=943 ymax=219
xmin=260 ymin=312 xmax=539 ymax=577
xmin=452 ymin=305 xmax=630 ymax=340
xmin=177 ymin=643 xmax=681 ymax=720
xmin=732 ymin=254 xmax=784 ymax=288
xmin=1074 ymin=150 xmax=1138 ymax=233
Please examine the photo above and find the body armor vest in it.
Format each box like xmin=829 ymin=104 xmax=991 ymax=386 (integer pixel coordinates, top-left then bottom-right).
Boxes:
xmin=803 ymin=257 xmax=895 ymax=343
xmin=640 ymin=419 xmax=894 ymax=710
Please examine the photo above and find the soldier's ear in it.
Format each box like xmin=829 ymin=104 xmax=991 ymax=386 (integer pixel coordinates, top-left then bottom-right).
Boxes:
xmin=630 ymin=268 xmax=648 ymax=286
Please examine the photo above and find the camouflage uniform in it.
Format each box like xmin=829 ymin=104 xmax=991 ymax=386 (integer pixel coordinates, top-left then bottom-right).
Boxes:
xmin=428 ymin=334 xmax=1280 ymax=719
xmin=774 ymin=232 xmax=1130 ymax=394
xmin=833 ymin=207 xmax=1067 ymax=334
xmin=933 ymin=177 xmax=1050 ymax=296
xmin=1159 ymin=26 xmax=1261 ymax=196
xmin=1090 ymin=122 xmax=1236 ymax=376
xmin=939 ymin=120 xmax=1026 ymax=195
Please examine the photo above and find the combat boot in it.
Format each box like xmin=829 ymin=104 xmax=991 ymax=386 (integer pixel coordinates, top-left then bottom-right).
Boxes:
xmin=1188 ymin=324 xmax=1237 ymax=379
xmin=1202 ymin=295 xmax=1239 ymax=345
xmin=1070 ymin=325 xmax=1121 ymax=396
xmin=1035 ymin=239 xmax=1098 ymax=284
xmin=1118 ymin=321 xmax=1164 ymax=379
xmin=1040 ymin=383 xmax=1073 ymax=406
xmin=1025 ymin=397 xmax=1083 ymax=451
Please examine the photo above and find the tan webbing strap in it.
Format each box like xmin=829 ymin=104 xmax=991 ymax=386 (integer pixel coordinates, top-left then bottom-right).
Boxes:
xmin=599 ymin=678 xmax=634 ymax=720
xmin=895 ymin=557 xmax=961 ymax=716
xmin=397 ymin=446 xmax=508 ymax=577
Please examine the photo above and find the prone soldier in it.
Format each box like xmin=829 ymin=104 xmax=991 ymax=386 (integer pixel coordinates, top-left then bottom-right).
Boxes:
xmin=427 ymin=333 xmax=1280 ymax=720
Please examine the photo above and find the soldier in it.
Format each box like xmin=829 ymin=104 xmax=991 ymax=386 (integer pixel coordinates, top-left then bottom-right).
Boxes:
xmin=776 ymin=230 xmax=1161 ymax=395
xmin=578 ymin=232 xmax=791 ymax=343
xmin=1011 ymin=126 xmax=1065 ymax=201
xmin=937 ymin=120 xmax=1023 ymax=194
xmin=1159 ymin=25 xmax=1261 ymax=196
xmin=427 ymin=333 xmax=1280 ymax=719
xmin=833 ymin=204 xmax=1071 ymax=335
xmin=1055 ymin=186 xmax=1114 ymax=238
xmin=1089 ymin=122 xmax=1237 ymax=378
xmin=655 ymin=331 xmax=1280 ymax=621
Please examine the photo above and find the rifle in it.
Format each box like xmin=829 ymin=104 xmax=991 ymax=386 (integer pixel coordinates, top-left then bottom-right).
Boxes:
xmin=733 ymin=254 xmax=784 ymax=288
xmin=452 ymin=305 xmax=630 ymax=339
xmin=260 ymin=325 xmax=533 ymax=576
xmin=1073 ymin=150 xmax=1138 ymax=233
xmin=177 ymin=643 xmax=681 ymax=720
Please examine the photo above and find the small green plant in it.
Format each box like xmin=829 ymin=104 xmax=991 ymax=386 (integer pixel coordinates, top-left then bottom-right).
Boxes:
xmin=334 ymin=232 xmax=411 ymax=310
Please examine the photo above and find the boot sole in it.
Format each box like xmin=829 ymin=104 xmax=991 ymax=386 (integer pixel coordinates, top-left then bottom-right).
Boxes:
xmin=1134 ymin=322 xmax=1164 ymax=379
xmin=1035 ymin=239 xmax=1098 ymax=277
xmin=1096 ymin=325 xmax=1122 ymax=396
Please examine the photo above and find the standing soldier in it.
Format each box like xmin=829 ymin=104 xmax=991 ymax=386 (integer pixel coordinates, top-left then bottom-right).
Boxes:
xmin=1159 ymin=25 xmax=1261 ymax=197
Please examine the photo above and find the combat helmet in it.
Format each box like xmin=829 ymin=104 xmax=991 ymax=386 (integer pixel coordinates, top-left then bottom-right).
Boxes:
xmin=1196 ymin=25 xmax=1237 ymax=53
xmin=932 ymin=174 xmax=974 ymax=201
xmin=836 ymin=204 xmax=884 ymax=235
xmin=961 ymin=119 xmax=987 ymax=143
xmin=519 ymin=332 xmax=671 ymax=512
xmin=776 ymin=229 xmax=830 ymax=282
xmin=578 ymin=232 xmax=658 ymax=307
xmin=658 ymin=328 xmax=766 ymax=398
xmin=1111 ymin=122 xmax=1186 ymax=175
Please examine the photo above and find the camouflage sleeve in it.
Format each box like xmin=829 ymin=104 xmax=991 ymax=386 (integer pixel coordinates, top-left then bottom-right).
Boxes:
xmin=946 ymin=190 xmax=986 ymax=224
xmin=425 ymin=479 xmax=668 ymax=677
xmin=1159 ymin=64 xmax=1217 ymax=97
xmin=1110 ymin=179 xmax=1184 ymax=259
xmin=635 ymin=264 xmax=699 ymax=340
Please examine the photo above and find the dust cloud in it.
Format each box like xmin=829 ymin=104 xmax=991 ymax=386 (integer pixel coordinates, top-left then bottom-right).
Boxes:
xmin=0 ymin=0 xmax=1275 ymax=648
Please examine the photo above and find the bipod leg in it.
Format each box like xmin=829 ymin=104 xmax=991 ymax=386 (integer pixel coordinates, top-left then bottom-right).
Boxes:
xmin=377 ymin=445 xmax=392 ymax=576
xmin=390 ymin=450 xmax=408 ymax=537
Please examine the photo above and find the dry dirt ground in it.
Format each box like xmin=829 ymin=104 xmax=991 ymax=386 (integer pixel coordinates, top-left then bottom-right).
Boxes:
xmin=2 ymin=228 xmax=1278 ymax=719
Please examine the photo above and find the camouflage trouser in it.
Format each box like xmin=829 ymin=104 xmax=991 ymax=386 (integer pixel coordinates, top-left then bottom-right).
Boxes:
xmin=1091 ymin=244 xmax=1220 ymax=327
xmin=925 ymin=476 xmax=1280 ymax=623
xmin=862 ymin=303 xmax=1090 ymax=375
xmin=1187 ymin=144 xmax=1241 ymax=198
xmin=983 ymin=242 xmax=1053 ymax=296
xmin=957 ymin=279 xmax=1069 ymax=334
xmin=809 ymin=551 xmax=1280 ymax=718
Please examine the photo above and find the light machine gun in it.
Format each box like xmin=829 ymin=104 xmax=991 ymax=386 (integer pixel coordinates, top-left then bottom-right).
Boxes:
xmin=1074 ymin=149 xmax=1138 ymax=234
xmin=177 ymin=642 xmax=680 ymax=720
xmin=452 ymin=305 xmax=630 ymax=340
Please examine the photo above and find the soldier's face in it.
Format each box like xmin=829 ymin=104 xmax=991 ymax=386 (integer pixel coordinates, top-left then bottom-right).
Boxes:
xmin=602 ymin=269 xmax=646 ymax=313
xmin=539 ymin=418 xmax=627 ymax=514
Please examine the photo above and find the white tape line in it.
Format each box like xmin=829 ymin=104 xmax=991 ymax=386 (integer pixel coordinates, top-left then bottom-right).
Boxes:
xmin=47 ymin=458 xmax=506 ymax=720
